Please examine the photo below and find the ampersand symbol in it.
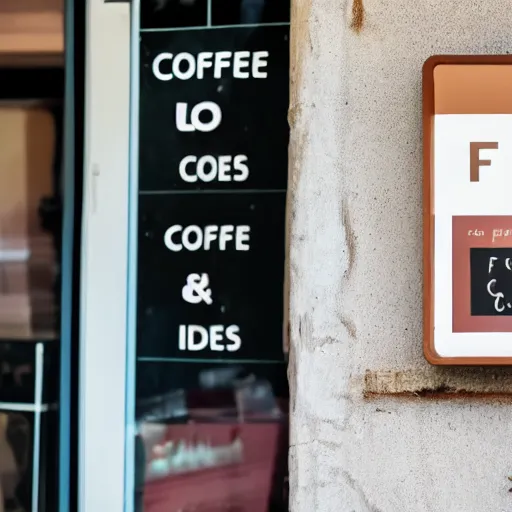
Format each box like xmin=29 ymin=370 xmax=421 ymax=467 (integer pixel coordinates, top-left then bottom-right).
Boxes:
xmin=182 ymin=273 xmax=213 ymax=305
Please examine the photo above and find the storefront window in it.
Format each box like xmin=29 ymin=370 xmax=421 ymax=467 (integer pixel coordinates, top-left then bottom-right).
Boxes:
xmin=0 ymin=68 xmax=63 ymax=512
xmin=128 ymin=1 xmax=290 ymax=511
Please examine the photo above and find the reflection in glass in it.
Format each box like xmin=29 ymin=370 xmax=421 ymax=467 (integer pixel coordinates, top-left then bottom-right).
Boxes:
xmin=0 ymin=339 xmax=59 ymax=512
xmin=0 ymin=412 xmax=31 ymax=512
xmin=135 ymin=367 xmax=288 ymax=512
xmin=0 ymin=103 xmax=61 ymax=340
xmin=0 ymin=70 xmax=62 ymax=512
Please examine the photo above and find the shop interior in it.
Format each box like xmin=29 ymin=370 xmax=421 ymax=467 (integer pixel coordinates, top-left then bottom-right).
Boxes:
xmin=0 ymin=2 xmax=65 ymax=511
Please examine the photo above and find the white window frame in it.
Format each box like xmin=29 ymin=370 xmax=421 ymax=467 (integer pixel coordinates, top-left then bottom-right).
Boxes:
xmin=79 ymin=0 xmax=131 ymax=511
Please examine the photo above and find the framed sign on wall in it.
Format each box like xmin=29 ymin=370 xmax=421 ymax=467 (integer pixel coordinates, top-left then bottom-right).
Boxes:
xmin=424 ymin=55 xmax=512 ymax=365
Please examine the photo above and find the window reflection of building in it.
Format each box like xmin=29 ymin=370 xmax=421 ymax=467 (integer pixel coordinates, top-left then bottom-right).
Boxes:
xmin=135 ymin=368 xmax=288 ymax=512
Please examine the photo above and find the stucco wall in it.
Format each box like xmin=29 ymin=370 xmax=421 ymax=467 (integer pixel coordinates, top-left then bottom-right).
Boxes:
xmin=288 ymin=1 xmax=512 ymax=510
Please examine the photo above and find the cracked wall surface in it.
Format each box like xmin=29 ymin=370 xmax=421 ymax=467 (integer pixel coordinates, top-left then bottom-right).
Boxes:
xmin=288 ymin=1 xmax=512 ymax=511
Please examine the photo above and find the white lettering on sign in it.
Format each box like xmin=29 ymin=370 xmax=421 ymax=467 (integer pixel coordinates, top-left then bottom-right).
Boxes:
xmin=164 ymin=225 xmax=250 ymax=252
xmin=153 ymin=39 xmax=278 ymax=358
xmin=487 ymin=257 xmax=512 ymax=313
xmin=487 ymin=279 xmax=505 ymax=313
xmin=182 ymin=273 xmax=213 ymax=305
xmin=176 ymin=102 xmax=222 ymax=132
xmin=492 ymin=228 xmax=512 ymax=242
xmin=152 ymin=51 xmax=269 ymax=81
xmin=488 ymin=257 xmax=498 ymax=274
xmin=178 ymin=324 xmax=242 ymax=352
xmin=179 ymin=155 xmax=249 ymax=183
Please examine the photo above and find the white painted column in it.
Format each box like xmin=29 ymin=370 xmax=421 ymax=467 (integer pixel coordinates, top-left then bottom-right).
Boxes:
xmin=79 ymin=1 xmax=130 ymax=510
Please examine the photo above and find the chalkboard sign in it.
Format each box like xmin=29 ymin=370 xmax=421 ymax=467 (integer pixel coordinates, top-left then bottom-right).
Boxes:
xmin=136 ymin=24 xmax=289 ymax=364
xmin=452 ymin=216 xmax=512 ymax=335
xmin=470 ymin=248 xmax=512 ymax=316
xmin=137 ymin=193 xmax=286 ymax=361
xmin=139 ymin=26 xmax=289 ymax=191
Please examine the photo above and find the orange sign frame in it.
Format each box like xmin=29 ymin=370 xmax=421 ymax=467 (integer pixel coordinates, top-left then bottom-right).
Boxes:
xmin=423 ymin=55 xmax=512 ymax=365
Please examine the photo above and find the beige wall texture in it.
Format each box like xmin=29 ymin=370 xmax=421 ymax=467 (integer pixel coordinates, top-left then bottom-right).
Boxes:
xmin=288 ymin=1 xmax=512 ymax=511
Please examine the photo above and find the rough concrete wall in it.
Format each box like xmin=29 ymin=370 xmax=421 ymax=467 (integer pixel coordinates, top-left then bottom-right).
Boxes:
xmin=288 ymin=1 xmax=512 ymax=511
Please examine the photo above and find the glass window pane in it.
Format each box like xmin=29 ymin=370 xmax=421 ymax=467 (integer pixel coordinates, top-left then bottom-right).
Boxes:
xmin=0 ymin=68 xmax=62 ymax=512
xmin=130 ymin=2 xmax=290 ymax=511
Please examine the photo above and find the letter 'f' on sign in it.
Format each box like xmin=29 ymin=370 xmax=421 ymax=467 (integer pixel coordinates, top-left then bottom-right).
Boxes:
xmin=470 ymin=142 xmax=499 ymax=182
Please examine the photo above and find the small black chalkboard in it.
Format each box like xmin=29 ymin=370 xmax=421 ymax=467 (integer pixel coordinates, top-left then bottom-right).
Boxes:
xmin=470 ymin=248 xmax=512 ymax=316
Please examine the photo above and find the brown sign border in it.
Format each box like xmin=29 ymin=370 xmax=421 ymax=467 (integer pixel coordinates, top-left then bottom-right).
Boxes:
xmin=423 ymin=54 xmax=512 ymax=366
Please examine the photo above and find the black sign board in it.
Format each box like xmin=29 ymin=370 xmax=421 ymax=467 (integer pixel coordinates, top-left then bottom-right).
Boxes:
xmin=470 ymin=248 xmax=512 ymax=316
xmin=139 ymin=26 xmax=289 ymax=191
xmin=137 ymin=192 xmax=286 ymax=360
xmin=137 ymin=25 xmax=289 ymax=364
